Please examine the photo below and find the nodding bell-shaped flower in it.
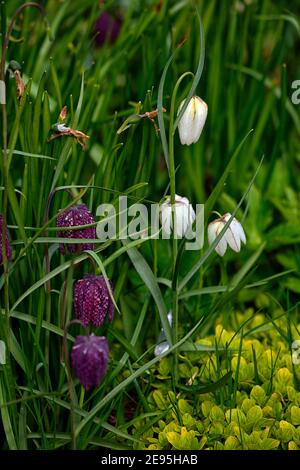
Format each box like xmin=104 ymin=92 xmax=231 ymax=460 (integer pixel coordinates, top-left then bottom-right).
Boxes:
xmin=208 ymin=213 xmax=246 ymax=257
xmin=73 ymin=275 xmax=114 ymax=328
xmin=154 ymin=312 xmax=172 ymax=357
xmin=71 ymin=334 xmax=109 ymax=390
xmin=177 ymin=96 xmax=208 ymax=145
xmin=0 ymin=214 xmax=12 ymax=265
xmin=56 ymin=203 xmax=96 ymax=255
xmin=160 ymin=194 xmax=195 ymax=238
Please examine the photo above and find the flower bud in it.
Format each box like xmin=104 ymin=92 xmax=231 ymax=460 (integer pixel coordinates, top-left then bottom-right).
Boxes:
xmin=177 ymin=96 xmax=208 ymax=145
xmin=8 ymin=60 xmax=25 ymax=99
xmin=94 ymin=12 xmax=121 ymax=48
xmin=208 ymin=212 xmax=246 ymax=256
xmin=160 ymin=194 xmax=195 ymax=238
xmin=7 ymin=60 xmax=22 ymax=73
xmin=0 ymin=214 xmax=12 ymax=265
xmin=59 ymin=105 xmax=68 ymax=123
xmin=73 ymin=275 xmax=114 ymax=327
xmin=56 ymin=203 xmax=96 ymax=254
xmin=71 ymin=334 xmax=109 ymax=390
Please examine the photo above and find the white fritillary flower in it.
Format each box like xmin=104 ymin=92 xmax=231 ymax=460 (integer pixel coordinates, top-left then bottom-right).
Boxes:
xmin=208 ymin=212 xmax=246 ymax=256
xmin=177 ymin=96 xmax=208 ymax=145
xmin=160 ymin=194 xmax=196 ymax=238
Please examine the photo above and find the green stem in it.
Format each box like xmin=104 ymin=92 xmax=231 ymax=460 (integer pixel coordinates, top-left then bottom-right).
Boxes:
xmin=0 ymin=3 xmax=17 ymax=443
xmin=63 ymin=319 xmax=84 ymax=450
xmin=79 ymin=386 xmax=85 ymax=408
xmin=0 ymin=3 xmax=47 ymax=447
xmin=168 ymin=94 xmax=178 ymax=384
xmin=44 ymin=188 xmax=73 ymax=364
xmin=168 ymin=72 xmax=194 ymax=385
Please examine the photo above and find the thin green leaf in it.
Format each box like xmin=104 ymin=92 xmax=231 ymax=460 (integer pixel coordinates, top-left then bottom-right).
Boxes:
xmin=123 ymin=241 xmax=172 ymax=346
xmin=177 ymin=371 xmax=232 ymax=393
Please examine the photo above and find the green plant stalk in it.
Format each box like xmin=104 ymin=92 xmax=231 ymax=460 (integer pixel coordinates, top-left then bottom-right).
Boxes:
xmin=63 ymin=319 xmax=84 ymax=450
xmin=79 ymin=387 xmax=85 ymax=409
xmin=0 ymin=84 xmax=18 ymax=449
xmin=168 ymin=72 xmax=194 ymax=385
xmin=168 ymin=84 xmax=178 ymax=385
xmin=0 ymin=3 xmax=46 ymax=447
xmin=0 ymin=2 xmax=15 ymax=444
xmin=43 ymin=187 xmax=74 ymax=363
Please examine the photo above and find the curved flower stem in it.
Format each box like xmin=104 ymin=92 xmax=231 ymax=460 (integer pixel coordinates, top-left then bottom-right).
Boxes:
xmin=0 ymin=3 xmax=46 ymax=79
xmin=168 ymin=72 xmax=194 ymax=385
xmin=63 ymin=319 xmax=87 ymax=450
xmin=44 ymin=187 xmax=74 ymax=363
xmin=211 ymin=210 xmax=223 ymax=219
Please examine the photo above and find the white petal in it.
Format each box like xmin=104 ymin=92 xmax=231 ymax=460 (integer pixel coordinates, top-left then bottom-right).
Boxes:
xmin=176 ymin=195 xmax=189 ymax=205
xmin=231 ymin=218 xmax=246 ymax=246
xmin=222 ymin=213 xmax=232 ymax=222
xmin=154 ymin=341 xmax=170 ymax=357
xmin=177 ymin=96 xmax=208 ymax=145
xmin=56 ymin=124 xmax=70 ymax=132
xmin=190 ymin=96 xmax=208 ymax=143
xmin=179 ymin=198 xmax=195 ymax=237
xmin=223 ymin=214 xmax=246 ymax=250
xmin=236 ymin=221 xmax=246 ymax=244
xmin=208 ymin=220 xmax=222 ymax=245
xmin=215 ymin=223 xmax=228 ymax=256
xmin=177 ymin=100 xmax=192 ymax=145
xmin=208 ymin=221 xmax=227 ymax=256
xmin=208 ymin=221 xmax=218 ymax=246
xmin=225 ymin=225 xmax=241 ymax=252
xmin=215 ymin=239 xmax=227 ymax=257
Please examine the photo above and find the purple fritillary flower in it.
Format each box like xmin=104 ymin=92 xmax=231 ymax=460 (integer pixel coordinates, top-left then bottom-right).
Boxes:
xmin=94 ymin=12 xmax=121 ymax=47
xmin=0 ymin=214 xmax=12 ymax=265
xmin=56 ymin=204 xmax=96 ymax=255
xmin=71 ymin=334 xmax=109 ymax=390
xmin=74 ymin=275 xmax=114 ymax=327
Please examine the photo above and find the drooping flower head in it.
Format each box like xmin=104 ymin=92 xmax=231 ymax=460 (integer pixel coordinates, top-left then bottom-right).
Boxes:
xmin=154 ymin=312 xmax=172 ymax=357
xmin=0 ymin=214 xmax=12 ymax=265
xmin=94 ymin=12 xmax=121 ymax=48
xmin=56 ymin=204 xmax=96 ymax=254
xmin=73 ymin=275 xmax=114 ymax=328
xmin=177 ymin=96 xmax=208 ymax=145
xmin=71 ymin=334 xmax=109 ymax=390
xmin=208 ymin=212 xmax=246 ymax=257
xmin=8 ymin=60 xmax=25 ymax=99
xmin=160 ymin=194 xmax=196 ymax=238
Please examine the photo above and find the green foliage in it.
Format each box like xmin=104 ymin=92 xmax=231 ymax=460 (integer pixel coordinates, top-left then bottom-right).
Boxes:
xmin=133 ymin=314 xmax=300 ymax=450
